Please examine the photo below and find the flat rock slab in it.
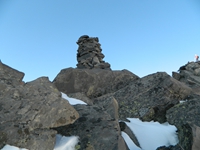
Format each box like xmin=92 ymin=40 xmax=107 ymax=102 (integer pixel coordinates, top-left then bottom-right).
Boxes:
xmin=53 ymin=68 xmax=139 ymax=98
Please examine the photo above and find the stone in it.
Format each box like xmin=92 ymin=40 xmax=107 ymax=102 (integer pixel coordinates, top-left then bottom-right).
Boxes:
xmin=166 ymin=94 xmax=200 ymax=150
xmin=156 ymin=145 xmax=182 ymax=150
xmin=109 ymin=72 xmax=192 ymax=122
xmin=173 ymin=61 xmax=200 ymax=95
xmin=192 ymin=125 xmax=200 ymax=150
xmin=53 ymin=68 xmax=139 ymax=98
xmin=54 ymin=96 xmax=128 ymax=150
xmin=185 ymin=62 xmax=200 ymax=72
xmin=0 ymin=63 xmax=79 ymax=149
xmin=0 ymin=62 xmax=24 ymax=87
xmin=172 ymin=71 xmax=181 ymax=80
xmin=194 ymin=68 xmax=200 ymax=76
xmin=76 ymin=35 xmax=111 ymax=70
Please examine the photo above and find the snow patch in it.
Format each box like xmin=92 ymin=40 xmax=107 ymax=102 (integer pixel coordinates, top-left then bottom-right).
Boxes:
xmin=180 ymin=99 xmax=187 ymax=103
xmin=61 ymin=92 xmax=87 ymax=105
xmin=54 ymin=134 xmax=79 ymax=150
xmin=123 ymin=118 xmax=179 ymax=150
xmin=121 ymin=131 xmax=142 ymax=150
xmin=1 ymin=145 xmax=28 ymax=150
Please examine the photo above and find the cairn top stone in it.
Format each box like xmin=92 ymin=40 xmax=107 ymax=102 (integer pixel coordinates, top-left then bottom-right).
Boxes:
xmin=76 ymin=35 xmax=111 ymax=70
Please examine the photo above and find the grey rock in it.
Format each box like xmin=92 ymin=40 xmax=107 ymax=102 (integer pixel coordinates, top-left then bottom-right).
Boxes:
xmin=194 ymin=68 xmax=200 ymax=76
xmin=0 ymin=62 xmax=24 ymax=87
xmin=166 ymin=94 xmax=200 ymax=150
xmin=53 ymin=68 xmax=139 ymax=98
xmin=54 ymin=96 xmax=128 ymax=150
xmin=0 ymin=63 xmax=79 ymax=150
xmin=185 ymin=62 xmax=200 ymax=72
xmin=76 ymin=35 xmax=111 ymax=70
xmin=111 ymin=72 xmax=192 ymax=122
xmin=173 ymin=61 xmax=200 ymax=95
xmin=156 ymin=145 xmax=182 ymax=150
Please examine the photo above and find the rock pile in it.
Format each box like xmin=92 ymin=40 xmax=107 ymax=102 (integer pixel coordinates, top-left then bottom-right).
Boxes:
xmin=76 ymin=35 xmax=111 ymax=70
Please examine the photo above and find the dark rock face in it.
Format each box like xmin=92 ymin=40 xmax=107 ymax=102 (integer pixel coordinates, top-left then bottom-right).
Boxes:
xmin=53 ymin=68 xmax=139 ymax=98
xmin=54 ymin=96 xmax=128 ymax=150
xmin=166 ymin=94 xmax=200 ymax=150
xmin=76 ymin=35 xmax=111 ymax=70
xmin=156 ymin=145 xmax=182 ymax=150
xmin=0 ymin=63 xmax=79 ymax=150
xmin=108 ymin=72 xmax=192 ymax=122
xmin=170 ymin=61 xmax=200 ymax=150
xmin=173 ymin=61 xmax=200 ymax=95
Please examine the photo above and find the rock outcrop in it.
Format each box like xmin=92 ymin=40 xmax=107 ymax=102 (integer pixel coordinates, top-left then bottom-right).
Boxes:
xmin=54 ymin=96 xmax=128 ymax=150
xmin=76 ymin=35 xmax=111 ymax=70
xmin=94 ymin=72 xmax=192 ymax=122
xmin=53 ymin=68 xmax=139 ymax=98
xmin=166 ymin=94 xmax=200 ymax=150
xmin=173 ymin=61 xmax=200 ymax=95
xmin=170 ymin=61 xmax=200 ymax=150
xmin=0 ymin=62 xmax=79 ymax=150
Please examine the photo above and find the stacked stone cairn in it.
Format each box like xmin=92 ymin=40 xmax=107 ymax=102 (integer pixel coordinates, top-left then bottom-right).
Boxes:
xmin=76 ymin=35 xmax=111 ymax=70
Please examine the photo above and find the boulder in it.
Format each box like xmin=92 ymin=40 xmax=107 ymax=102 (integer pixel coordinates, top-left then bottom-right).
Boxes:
xmin=0 ymin=63 xmax=79 ymax=150
xmin=105 ymin=72 xmax=192 ymax=122
xmin=53 ymin=68 xmax=139 ymax=98
xmin=0 ymin=62 xmax=24 ymax=87
xmin=54 ymin=96 xmax=128 ymax=150
xmin=166 ymin=94 xmax=200 ymax=150
xmin=173 ymin=61 xmax=200 ymax=95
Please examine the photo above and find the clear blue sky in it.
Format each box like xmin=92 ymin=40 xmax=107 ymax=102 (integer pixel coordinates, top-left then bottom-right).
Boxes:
xmin=1 ymin=0 xmax=200 ymax=82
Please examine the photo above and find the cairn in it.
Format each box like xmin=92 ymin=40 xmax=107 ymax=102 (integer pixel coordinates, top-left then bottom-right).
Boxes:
xmin=76 ymin=35 xmax=111 ymax=70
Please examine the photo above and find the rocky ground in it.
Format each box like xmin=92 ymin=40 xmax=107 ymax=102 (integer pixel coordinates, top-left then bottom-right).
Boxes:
xmin=1 ymin=36 xmax=200 ymax=150
xmin=1 ymin=60 xmax=200 ymax=150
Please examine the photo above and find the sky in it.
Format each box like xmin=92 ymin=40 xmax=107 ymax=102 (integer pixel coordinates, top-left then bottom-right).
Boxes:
xmin=1 ymin=93 xmax=179 ymax=150
xmin=1 ymin=0 xmax=200 ymax=82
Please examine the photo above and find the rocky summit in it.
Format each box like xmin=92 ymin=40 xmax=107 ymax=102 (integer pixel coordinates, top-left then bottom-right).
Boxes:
xmin=1 ymin=36 xmax=200 ymax=150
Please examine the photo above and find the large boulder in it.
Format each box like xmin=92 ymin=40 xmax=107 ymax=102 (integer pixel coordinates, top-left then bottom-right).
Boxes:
xmin=53 ymin=68 xmax=139 ymax=98
xmin=0 ymin=63 xmax=79 ymax=150
xmin=166 ymin=94 xmax=200 ymax=150
xmin=99 ymin=72 xmax=192 ymax=122
xmin=54 ymin=96 xmax=128 ymax=150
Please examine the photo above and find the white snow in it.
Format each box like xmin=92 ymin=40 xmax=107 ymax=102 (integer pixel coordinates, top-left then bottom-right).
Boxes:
xmin=124 ymin=118 xmax=179 ymax=150
xmin=121 ymin=131 xmax=142 ymax=150
xmin=2 ymin=135 xmax=79 ymax=150
xmin=61 ymin=92 xmax=87 ymax=105
xmin=1 ymin=145 xmax=28 ymax=150
xmin=180 ymin=99 xmax=187 ymax=103
xmin=54 ymin=134 xmax=79 ymax=150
